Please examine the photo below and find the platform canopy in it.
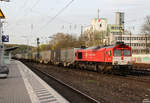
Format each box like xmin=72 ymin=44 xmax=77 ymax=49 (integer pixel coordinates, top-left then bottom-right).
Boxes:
xmin=5 ymin=47 xmax=18 ymax=52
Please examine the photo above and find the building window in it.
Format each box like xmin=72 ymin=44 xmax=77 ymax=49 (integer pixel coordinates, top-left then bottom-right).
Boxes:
xmin=115 ymin=37 xmax=117 ymax=40
xmin=111 ymin=27 xmax=114 ymax=29
xmin=134 ymin=43 xmax=136 ymax=46
xmin=100 ymin=24 xmax=102 ymax=27
xmin=143 ymin=43 xmax=145 ymax=46
xmin=140 ymin=43 xmax=142 ymax=46
xmin=141 ymin=37 xmax=143 ymax=40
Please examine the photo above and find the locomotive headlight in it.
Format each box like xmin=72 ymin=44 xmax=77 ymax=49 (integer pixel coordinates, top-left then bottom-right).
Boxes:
xmin=114 ymin=61 xmax=118 ymax=65
xmin=128 ymin=61 xmax=133 ymax=65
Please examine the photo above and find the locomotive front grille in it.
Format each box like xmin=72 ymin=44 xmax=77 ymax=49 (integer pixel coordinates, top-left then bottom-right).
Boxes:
xmin=113 ymin=57 xmax=132 ymax=65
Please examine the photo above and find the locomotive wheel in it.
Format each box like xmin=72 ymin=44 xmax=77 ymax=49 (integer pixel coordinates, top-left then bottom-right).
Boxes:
xmin=105 ymin=66 xmax=113 ymax=74
xmin=97 ymin=65 xmax=105 ymax=74
xmin=94 ymin=64 xmax=98 ymax=71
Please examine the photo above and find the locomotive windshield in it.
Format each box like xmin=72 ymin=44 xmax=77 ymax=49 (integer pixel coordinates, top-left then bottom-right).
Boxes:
xmin=123 ymin=50 xmax=131 ymax=56
xmin=114 ymin=50 xmax=121 ymax=56
xmin=114 ymin=49 xmax=131 ymax=56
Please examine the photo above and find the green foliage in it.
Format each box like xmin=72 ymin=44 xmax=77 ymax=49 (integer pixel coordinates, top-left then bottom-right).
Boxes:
xmin=142 ymin=16 xmax=150 ymax=34
xmin=40 ymin=44 xmax=50 ymax=51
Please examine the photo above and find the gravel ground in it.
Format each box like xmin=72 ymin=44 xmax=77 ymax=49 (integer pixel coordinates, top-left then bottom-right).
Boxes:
xmin=25 ymin=62 xmax=150 ymax=103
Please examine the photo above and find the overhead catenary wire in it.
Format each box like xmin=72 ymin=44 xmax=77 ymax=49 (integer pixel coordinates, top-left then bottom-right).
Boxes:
xmin=18 ymin=0 xmax=41 ymax=19
xmin=30 ymin=0 xmax=41 ymax=10
xmin=5 ymin=0 xmax=41 ymax=30
xmin=41 ymin=0 xmax=75 ymax=29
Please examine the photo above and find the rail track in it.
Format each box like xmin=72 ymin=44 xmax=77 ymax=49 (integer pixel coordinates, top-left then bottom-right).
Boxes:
xmin=131 ymin=68 xmax=150 ymax=75
xmin=20 ymin=59 xmax=150 ymax=76
xmin=123 ymin=69 xmax=150 ymax=83
xmin=125 ymin=76 xmax=150 ymax=84
xmin=28 ymin=64 xmax=101 ymax=103
xmin=23 ymin=61 xmax=150 ymax=103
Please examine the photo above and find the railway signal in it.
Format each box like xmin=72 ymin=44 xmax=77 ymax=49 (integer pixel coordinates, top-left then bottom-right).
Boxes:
xmin=37 ymin=38 xmax=40 ymax=61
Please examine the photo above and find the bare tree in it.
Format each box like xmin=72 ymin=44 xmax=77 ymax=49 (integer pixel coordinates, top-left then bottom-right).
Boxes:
xmin=83 ymin=30 xmax=106 ymax=47
xmin=143 ymin=16 xmax=150 ymax=34
xmin=49 ymin=33 xmax=80 ymax=50
xmin=142 ymin=16 xmax=150 ymax=53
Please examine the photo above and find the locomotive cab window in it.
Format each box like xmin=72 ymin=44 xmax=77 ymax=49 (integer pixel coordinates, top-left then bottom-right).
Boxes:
xmin=123 ymin=50 xmax=131 ymax=56
xmin=78 ymin=52 xmax=82 ymax=59
xmin=114 ymin=50 xmax=121 ymax=56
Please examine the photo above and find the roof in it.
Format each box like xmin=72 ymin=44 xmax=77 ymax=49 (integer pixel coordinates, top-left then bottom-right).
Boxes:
xmin=5 ymin=47 xmax=18 ymax=52
xmin=78 ymin=42 xmax=130 ymax=50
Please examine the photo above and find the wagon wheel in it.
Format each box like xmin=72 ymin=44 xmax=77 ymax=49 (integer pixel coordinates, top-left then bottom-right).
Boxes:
xmin=106 ymin=66 xmax=113 ymax=74
xmin=97 ymin=65 xmax=105 ymax=74
xmin=102 ymin=63 xmax=106 ymax=74
xmin=94 ymin=64 xmax=98 ymax=72
xmin=97 ymin=65 xmax=102 ymax=73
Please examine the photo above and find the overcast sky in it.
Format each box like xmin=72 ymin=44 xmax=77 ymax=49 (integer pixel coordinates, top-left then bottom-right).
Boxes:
xmin=0 ymin=0 xmax=149 ymax=46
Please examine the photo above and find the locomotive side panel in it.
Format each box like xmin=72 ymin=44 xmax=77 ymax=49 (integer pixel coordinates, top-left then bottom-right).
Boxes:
xmin=104 ymin=48 xmax=113 ymax=63
xmin=94 ymin=48 xmax=106 ymax=62
xmin=75 ymin=49 xmax=87 ymax=61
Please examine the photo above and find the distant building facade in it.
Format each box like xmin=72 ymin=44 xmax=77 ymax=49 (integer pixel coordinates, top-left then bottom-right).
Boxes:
xmin=111 ymin=34 xmax=150 ymax=54
xmin=115 ymin=12 xmax=125 ymax=27
xmin=108 ymin=12 xmax=125 ymax=44
xmin=107 ymin=24 xmax=124 ymax=44
xmin=85 ymin=18 xmax=107 ymax=32
xmin=84 ymin=18 xmax=108 ymax=45
xmin=83 ymin=11 xmax=150 ymax=54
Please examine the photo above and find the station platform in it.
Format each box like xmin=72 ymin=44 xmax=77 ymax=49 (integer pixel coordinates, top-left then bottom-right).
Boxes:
xmin=0 ymin=60 xmax=69 ymax=103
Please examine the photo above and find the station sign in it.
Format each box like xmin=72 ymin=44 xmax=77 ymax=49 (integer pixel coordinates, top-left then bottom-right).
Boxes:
xmin=2 ymin=35 xmax=9 ymax=42
xmin=0 ymin=9 xmax=5 ymax=19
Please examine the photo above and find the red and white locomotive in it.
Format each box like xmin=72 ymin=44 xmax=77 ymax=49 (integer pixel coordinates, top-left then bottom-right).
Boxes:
xmin=75 ymin=42 xmax=133 ymax=73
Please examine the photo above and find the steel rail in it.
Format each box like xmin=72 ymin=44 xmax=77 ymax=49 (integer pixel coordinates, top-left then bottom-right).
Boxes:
xmin=31 ymin=67 xmax=101 ymax=103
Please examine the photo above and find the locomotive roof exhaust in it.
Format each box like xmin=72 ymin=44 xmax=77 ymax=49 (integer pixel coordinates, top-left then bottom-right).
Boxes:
xmin=80 ymin=46 xmax=87 ymax=49
xmin=116 ymin=41 xmax=124 ymax=45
